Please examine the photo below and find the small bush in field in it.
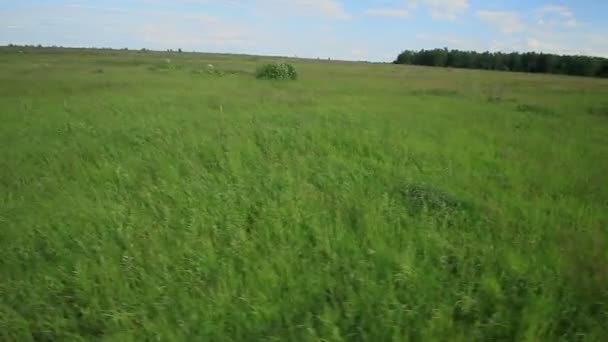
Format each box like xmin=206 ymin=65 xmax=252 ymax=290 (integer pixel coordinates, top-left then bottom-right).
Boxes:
xmin=256 ymin=62 xmax=298 ymax=80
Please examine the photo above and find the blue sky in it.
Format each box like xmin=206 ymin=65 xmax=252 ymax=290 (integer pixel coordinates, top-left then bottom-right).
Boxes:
xmin=1 ymin=0 xmax=607 ymax=61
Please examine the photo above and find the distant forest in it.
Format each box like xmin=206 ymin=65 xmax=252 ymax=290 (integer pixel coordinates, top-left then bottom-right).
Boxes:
xmin=394 ymin=48 xmax=608 ymax=78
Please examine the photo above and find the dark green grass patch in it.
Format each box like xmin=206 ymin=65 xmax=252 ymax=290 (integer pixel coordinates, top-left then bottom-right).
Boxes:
xmin=588 ymin=103 xmax=608 ymax=117
xmin=516 ymin=103 xmax=555 ymax=116
xmin=410 ymin=89 xmax=460 ymax=97
xmin=147 ymin=61 xmax=184 ymax=72
xmin=396 ymin=183 xmax=469 ymax=213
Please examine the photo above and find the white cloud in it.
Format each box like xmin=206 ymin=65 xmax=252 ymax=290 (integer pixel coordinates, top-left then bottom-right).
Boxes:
xmin=538 ymin=5 xmax=573 ymax=18
xmin=365 ymin=7 xmax=410 ymax=18
xmin=139 ymin=14 xmax=252 ymax=49
xmin=422 ymin=0 xmax=469 ymax=20
xmin=365 ymin=0 xmax=418 ymax=18
xmin=365 ymin=0 xmax=468 ymax=21
xmin=135 ymin=0 xmax=350 ymax=20
xmin=416 ymin=33 xmax=463 ymax=45
xmin=350 ymin=47 xmax=369 ymax=59
xmin=0 ymin=4 xmax=253 ymax=51
xmin=526 ymin=33 xmax=608 ymax=57
xmin=263 ymin=0 xmax=350 ymax=20
xmin=534 ymin=5 xmax=579 ymax=29
xmin=525 ymin=37 xmax=560 ymax=52
xmin=564 ymin=19 xmax=578 ymax=28
xmin=486 ymin=33 xmax=608 ymax=58
xmin=415 ymin=32 xmax=482 ymax=50
xmin=132 ymin=0 xmax=241 ymax=5
xmin=476 ymin=10 xmax=525 ymax=34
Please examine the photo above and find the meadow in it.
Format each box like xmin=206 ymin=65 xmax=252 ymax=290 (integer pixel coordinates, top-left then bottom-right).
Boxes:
xmin=1 ymin=47 xmax=607 ymax=341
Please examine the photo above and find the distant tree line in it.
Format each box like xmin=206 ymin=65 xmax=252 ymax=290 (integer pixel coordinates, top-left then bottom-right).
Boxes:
xmin=394 ymin=48 xmax=608 ymax=78
xmin=4 ymin=44 xmax=194 ymax=54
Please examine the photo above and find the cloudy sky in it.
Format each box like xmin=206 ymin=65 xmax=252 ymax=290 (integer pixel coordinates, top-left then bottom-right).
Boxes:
xmin=1 ymin=0 xmax=607 ymax=61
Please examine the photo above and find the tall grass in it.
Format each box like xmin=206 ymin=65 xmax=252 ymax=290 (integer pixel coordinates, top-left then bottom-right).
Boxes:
xmin=1 ymin=47 xmax=608 ymax=340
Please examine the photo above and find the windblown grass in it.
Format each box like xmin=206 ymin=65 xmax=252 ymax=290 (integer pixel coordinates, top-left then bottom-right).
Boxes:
xmin=1 ymin=47 xmax=608 ymax=340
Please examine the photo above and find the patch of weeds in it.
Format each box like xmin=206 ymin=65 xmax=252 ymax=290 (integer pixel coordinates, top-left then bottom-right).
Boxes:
xmin=484 ymin=85 xmax=505 ymax=103
xmin=516 ymin=104 xmax=555 ymax=116
xmin=191 ymin=66 xmax=250 ymax=77
xmin=95 ymin=58 xmax=148 ymax=67
xmin=452 ymin=294 xmax=479 ymax=324
xmin=223 ymin=69 xmax=251 ymax=76
xmin=559 ymin=230 xmax=608 ymax=302
xmin=92 ymin=68 xmax=104 ymax=74
xmin=286 ymin=95 xmax=315 ymax=108
xmin=487 ymin=96 xmax=502 ymax=103
xmin=410 ymin=89 xmax=459 ymax=97
xmin=206 ymin=95 xmax=224 ymax=112
xmin=203 ymin=68 xmax=225 ymax=76
xmin=587 ymin=104 xmax=608 ymax=117
xmin=256 ymin=63 xmax=298 ymax=80
xmin=395 ymin=183 xmax=470 ymax=214
xmin=513 ymin=120 xmax=531 ymax=131
xmin=556 ymin=230 xmax=608 ymax=338
xmin=148 ymin=61 xmax=182 ymax=72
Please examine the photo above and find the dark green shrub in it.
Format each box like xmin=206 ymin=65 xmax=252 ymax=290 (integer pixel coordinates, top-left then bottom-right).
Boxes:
xmin=256 ymin=63 xmax=298 ymax=80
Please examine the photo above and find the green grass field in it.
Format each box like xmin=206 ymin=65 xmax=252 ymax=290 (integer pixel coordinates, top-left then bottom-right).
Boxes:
xmin=1 ymin=47 xmax=608 ymax=341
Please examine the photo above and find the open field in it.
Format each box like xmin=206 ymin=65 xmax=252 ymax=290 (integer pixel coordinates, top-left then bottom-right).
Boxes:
xmin=1 ymin=47 xmax=608 ymax=341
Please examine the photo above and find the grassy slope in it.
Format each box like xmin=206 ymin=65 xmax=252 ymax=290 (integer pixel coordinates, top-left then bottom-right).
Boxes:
xmin=1 ymin=47 xmax=608 ymax=341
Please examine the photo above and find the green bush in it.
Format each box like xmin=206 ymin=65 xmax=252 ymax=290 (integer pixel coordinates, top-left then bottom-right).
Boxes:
xmin=256 ymin=62 xmax=298 ymax=80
